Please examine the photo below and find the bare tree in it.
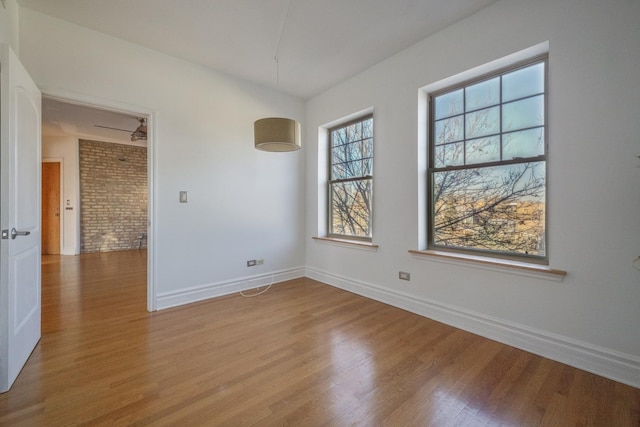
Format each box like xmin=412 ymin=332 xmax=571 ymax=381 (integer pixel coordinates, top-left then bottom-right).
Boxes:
xmin=432 ymin=161 xmax=545 ymax=255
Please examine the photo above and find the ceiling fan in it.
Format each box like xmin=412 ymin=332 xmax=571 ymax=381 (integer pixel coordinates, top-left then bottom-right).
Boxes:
xmin=94 ymin=117 xmax=147 ymax=141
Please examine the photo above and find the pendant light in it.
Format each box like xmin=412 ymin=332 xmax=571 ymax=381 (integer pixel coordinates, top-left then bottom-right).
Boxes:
xmin=254 ymin=0 xmax=301 ymax=152
xmin=254 ymin=117 xmax=301 ymax=151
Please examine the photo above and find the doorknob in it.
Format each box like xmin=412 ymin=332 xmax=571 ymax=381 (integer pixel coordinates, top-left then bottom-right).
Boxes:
xmin=11 ymin=228 xmax=30 ymax=239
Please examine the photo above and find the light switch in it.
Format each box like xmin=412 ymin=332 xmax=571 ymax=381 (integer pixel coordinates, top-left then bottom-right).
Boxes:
xmin=179 ymin=191 xmax=188 ymax=203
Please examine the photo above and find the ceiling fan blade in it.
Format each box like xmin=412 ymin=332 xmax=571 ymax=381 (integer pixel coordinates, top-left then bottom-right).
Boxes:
xmin=94 ymin=124 xmax=133 ymax=133
xmin=136 ymin=118 xmax=147 ymax=134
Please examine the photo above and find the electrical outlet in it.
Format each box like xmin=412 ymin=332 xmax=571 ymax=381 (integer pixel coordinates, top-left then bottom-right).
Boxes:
xmin=256 ymin=259 xmax=264 ymax=265
xmin=247 ymin=260 xmax=256 ymax=267
xmin=399 ymin=271 xmax=411 ymax=281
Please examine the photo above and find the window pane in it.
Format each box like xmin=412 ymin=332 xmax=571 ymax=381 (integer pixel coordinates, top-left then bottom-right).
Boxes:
xmin=331 ymin=142 xmax=347 ymax=164
xmin=332 ymin=139 xmax=370 ymax=179
xmin=503 ymin=128 xmax=545 ymax=159
xmin=332 ymin=162 xmax=348 ymax=180
xmin=330 ymin=179 xmax=372 ymax=238
xmin=331 ymin=144 xmax=349 ymax=177
xmin=435 ymin=116 xmax=463 ymax=145
xmin=466 ymin=136 xmax=500 ymax=164
xmin=346 ymin=122 xmax=362 ymax=142
xmin=466 ymin=106 xmax=500 ymax=139
xmin=434 ymin=89 xmax=463 ymax=120
xmin=432 ymin=162 xmax=545 ymax=256
xmin=435 ymin=142 xmax=464 ymax=168
xmin=362 ymin=137 xmax=373 ymax=159
xmin=362 ymin=137 xmax=373 ymax=175
xmin=503 ymin=95 xmax=544 ymax=132
xmin=466 ymin=77 xmax=500 ymax=111
xmin=332 ymin=128 xmax=347 ymax=147
xmin=334 ymin=161 xmax=366 ymax=180
xmin=362 ymin=118 xmax=373 ymax=138
xmin=502 ymin=62 xmax=544 ymax=102
xmin=333 ymin=161 xmax=361 ymax=180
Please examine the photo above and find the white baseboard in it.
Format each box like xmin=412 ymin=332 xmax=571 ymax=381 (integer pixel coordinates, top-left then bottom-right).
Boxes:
xmin=156 ymin=266 xmax=305 ymax=310
xmin=305 ymin=266 xmax=640 ymax=389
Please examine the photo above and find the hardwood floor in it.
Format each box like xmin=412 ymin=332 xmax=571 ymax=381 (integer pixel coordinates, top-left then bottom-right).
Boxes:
xmin=1 ymin=251 xmax=638 ymax=426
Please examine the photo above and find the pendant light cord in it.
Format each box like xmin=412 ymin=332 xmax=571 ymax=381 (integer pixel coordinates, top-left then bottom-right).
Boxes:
xmin=273 ymin=0 xmax=293 ymax=85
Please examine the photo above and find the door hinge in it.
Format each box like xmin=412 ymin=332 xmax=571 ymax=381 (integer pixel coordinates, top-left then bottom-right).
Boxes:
xmin=1 ymin=229 xmax=8 ymax=239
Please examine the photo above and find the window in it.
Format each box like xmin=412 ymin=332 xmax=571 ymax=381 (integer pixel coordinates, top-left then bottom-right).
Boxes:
xmin=428 ymin=57 xmax=547 ymax=262
xmin=328 ymin=115 xmax=373 ymax=241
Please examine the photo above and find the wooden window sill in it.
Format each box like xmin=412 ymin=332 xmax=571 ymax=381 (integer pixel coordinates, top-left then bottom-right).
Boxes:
xmin=409 ymin=249 xmax=566 ymax=282
xmin=312 ymin=236 xmax=379 ymax=251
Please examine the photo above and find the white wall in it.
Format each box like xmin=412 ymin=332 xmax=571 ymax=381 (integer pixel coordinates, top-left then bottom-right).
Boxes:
xmin=18 ymin=8 xmax=306 ymax=305
xmin=0 ymin=0 xmax=19 ymax=52
xmin=305 ymin=0 xmax=640 ymax=386
xmin=42 ymin=136 xmax=79 ymax=255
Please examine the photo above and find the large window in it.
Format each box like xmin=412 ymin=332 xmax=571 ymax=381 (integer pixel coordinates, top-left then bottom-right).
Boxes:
xmin=328 ymin=115 xmax=373 ymax=240
xmin=428 ymin=57 xmax=547 ymax=261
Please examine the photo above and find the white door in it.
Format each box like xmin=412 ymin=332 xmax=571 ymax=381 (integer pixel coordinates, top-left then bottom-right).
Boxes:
xmin=0 ymin=44 xmax=42 ymax=393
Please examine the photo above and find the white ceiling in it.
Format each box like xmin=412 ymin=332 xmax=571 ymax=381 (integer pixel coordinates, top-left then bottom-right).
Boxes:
xmin=42 ymin=98 xmax=147 ymax=146
xmin=22 ymin=0 xmax=497 ymax=144
xmin=18 ymin=0 xmax=497 ymax=99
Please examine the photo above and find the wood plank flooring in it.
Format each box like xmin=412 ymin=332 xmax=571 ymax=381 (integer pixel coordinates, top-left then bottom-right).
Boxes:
xmin=1 ymin=250 xmax=638 ymax=425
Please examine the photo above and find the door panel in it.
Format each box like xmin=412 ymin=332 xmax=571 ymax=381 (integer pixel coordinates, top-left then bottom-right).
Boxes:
xmin=0 ymin=43 xmax=42 ymax=393
xmin=15 ymin=89 xmax=39 ymax=230
xmin=14 ymin=247 xmax=38 ymax=332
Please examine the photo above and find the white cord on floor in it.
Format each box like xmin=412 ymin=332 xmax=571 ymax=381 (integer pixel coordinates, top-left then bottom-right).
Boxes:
xmin=240 ymin=262 xmax=275 ymax=298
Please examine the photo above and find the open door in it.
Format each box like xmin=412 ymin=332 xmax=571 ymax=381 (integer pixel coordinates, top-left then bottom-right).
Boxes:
xmin=0 ymin=44 xmax=42 ymax=392
xmin=42 ymin=162 xmax=61 ymax=254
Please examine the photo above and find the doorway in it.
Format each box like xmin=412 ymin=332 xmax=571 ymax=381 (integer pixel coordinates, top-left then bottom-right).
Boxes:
xmin=40 ymin=94 xmax=154 ymax=311
xmin=42 ymin=161 xmax=61 ymax=255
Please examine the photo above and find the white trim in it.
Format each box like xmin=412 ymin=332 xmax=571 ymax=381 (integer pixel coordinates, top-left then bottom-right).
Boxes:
xmin=305 ymin=266 xmax=640 ymax=389
xmin=420 ymin=41 xmax=549 ymax=94
xmin=410 ymin=250 xmax=565 ymax=282
xmin=156 ymin=266 xmax=306 ymax=310
xmin=39 ymin=89 xmax=157 ymax=312
xmin=312 ymin=236 xmax=379 ymax=252
xmin=318 ymin=107 xmax=374 ymax=239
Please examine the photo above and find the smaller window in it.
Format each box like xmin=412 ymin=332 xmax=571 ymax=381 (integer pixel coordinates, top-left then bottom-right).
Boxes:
xmin=328 ymin=115 xmax=373 ymax=241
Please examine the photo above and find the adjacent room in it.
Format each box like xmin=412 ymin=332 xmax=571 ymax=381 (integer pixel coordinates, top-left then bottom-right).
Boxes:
xmin=41 ymin=98 xmax=149 ymax=257
xmin=39 ymin=99 xmax=150 ymax=330
xmin=0 ymin=0 xmax=638 ymax=425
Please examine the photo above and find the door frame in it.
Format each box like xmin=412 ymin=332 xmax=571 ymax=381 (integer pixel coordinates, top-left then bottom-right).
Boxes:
xmin=41 ymin=158 xmax=63 ymax=255
xmin=42 ymin=90 xmax=157 ymax=312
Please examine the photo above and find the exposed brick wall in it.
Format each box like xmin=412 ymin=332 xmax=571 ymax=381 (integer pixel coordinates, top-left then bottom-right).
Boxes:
xmin=79 ymin=140 xmax=147 ymax=253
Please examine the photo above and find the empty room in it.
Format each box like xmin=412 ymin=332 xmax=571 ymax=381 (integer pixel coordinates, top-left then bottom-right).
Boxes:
xmin=1 ymin=0 xmax=639 ymax=425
